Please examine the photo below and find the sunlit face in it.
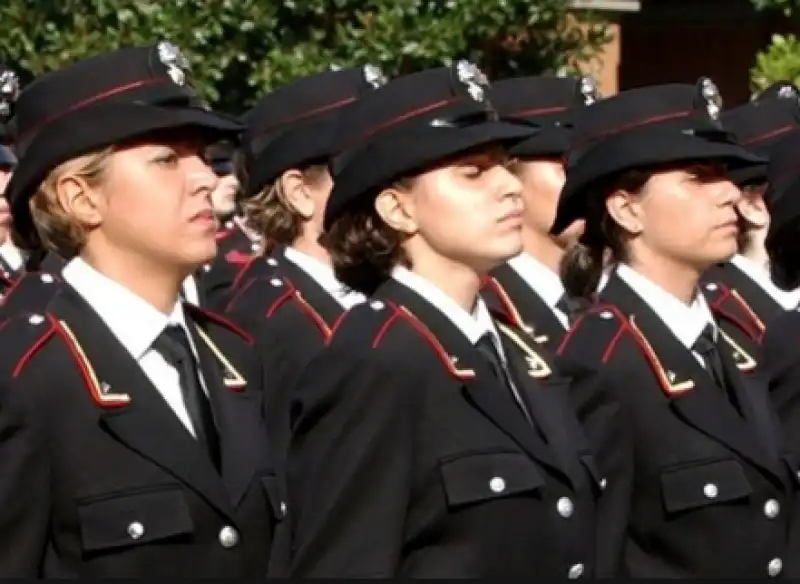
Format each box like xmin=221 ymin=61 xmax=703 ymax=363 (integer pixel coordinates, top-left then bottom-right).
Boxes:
xmin=209 ymin=171 xmax=239 ymax=217
xmin=77 ymin=137 xmax=219 ymax=271
xmin=610 ymin=164 xmax=741 ymax=270
xmin=388 ymin=148 xmax=524 ymax=273
xmin=512 ymin=157 xmax=584 ymax=246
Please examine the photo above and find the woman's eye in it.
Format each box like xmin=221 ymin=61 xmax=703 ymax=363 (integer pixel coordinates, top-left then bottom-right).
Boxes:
xmin=154 ymin=151 xmax=179 ymax=167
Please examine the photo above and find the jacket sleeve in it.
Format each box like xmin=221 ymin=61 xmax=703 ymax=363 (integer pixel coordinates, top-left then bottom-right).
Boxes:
xmin=568 ymin=368 xmax=633 ymax=578
xmin=0 ymin=375 xmax=51 ymax=576
xmin=287 ymin=344 xmax=418 ymax=578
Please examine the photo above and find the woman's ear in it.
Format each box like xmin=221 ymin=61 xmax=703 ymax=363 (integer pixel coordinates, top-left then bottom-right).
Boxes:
xmin=279 ymin=169 xmax=314 ymax=219
xmin=605 ymin=189 xmax=643 ymax=236
xmin=375 ymin=186 xmax=418 ymax=235
xmin=736 ymin=190 xmax=770 ymax=230
xmin=55 ymin=175 xmax=104 ymax=228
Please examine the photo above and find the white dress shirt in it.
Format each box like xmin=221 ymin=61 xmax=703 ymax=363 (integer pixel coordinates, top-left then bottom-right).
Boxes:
xmin=507 ymin=252 xmax=570 ymax=329
xmin=0 ymin=240 xmax=24 ymax=272
xmin=391 ymin=266 xmax=505 ymax=361
xmin=284 ymin=246 xmax=366 ymax=309
xmin=181 ymin=274 xmax=201 ymax=307
xmin=730 ymin=254 xmax=800 ymax=310
xmin=63 ymin=257 xmax=208 ymax=437
xmin=617 ymin=264 xmax=718 ymax=367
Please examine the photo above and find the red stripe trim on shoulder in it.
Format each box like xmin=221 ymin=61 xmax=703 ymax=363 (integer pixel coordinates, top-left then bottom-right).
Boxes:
xmin=12 ymin=319 xmax=57 ymax=378
xmin=231 ymin=256 xmax=260 ymax=289
xmin=190 ymin=307 xmax=255 ymax=345
xmin=481 ymin=276 xmax=524 ymax=329
xmin=224 ymin=276 xmax=259 ymax=313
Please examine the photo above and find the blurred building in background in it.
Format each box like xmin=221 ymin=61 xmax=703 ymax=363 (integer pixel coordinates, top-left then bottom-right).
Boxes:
xmin=576 ymin=0 xmax=796 ymax=105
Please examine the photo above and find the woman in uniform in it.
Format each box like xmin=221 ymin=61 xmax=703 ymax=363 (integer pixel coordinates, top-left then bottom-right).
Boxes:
xmin=221 ymin=67 xmax=382 ymax=454
xmin=552 ymin=79 xmax=798 ymax=578
xmin=285 ymin=63 xmax=609 ymax=578
xmin=700 ymin=91 xmax=800 ymax=355
xmin=0 ymin=43 xmax=282 ymax=577
xmin=479 ymin=75 xmax=596 ymax=352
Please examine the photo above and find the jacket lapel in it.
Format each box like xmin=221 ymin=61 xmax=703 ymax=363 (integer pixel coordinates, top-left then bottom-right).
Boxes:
xmin=497 ymin=322 xmax=584 ymax=485
xmin=602 ymin=275 xmax=780 ymax=478
xmin=185 ymin=309 xmax=265 ymax=508
xmin=374 ymin=280 xmax=559 ymax=471
xmin=277 ymin=252 xmax=345 ymax=328
xmin=486 ymin=263 xmax=567 ymax=346
xmin=48 ymin=287 xmax=237 ymax=519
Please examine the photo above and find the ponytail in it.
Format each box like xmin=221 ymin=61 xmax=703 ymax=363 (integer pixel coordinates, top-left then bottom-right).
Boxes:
xmin=560 ymin=241 xmax=606 ymax=299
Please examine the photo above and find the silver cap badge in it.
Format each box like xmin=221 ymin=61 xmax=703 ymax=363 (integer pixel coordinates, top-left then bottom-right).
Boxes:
xmin=0 ymin=69 xmax=20 ymax=119
xmin=699 ymin=77 xmax=722 ymax=120
xmin=157 ymin=41 xmax=191 ymax=87
xmin=579 ymin=75 xmax=599 ymax=105
xmin=455 ymin=60 xmax=490 ymax=103
xmin=363 ymin=64 xmax=388 ymax=89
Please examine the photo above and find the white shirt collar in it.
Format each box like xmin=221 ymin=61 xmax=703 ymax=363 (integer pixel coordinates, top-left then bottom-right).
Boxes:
xmin=730 ymin=254 xmax=800 ymax=310
xmin=0 ymin=240 xmax=24 ymax=271
xmin=283 ymin=246 xmax=365 ymax=309
xmin=391 ymin=265 xmax=497 ymax=346
xmin=62 ymin=257 xmax=189 ymax=361
xmin=507 ymin=252 xmax=565 ymax=309
xmin=616 ymin=263 xmax=717 ymax=350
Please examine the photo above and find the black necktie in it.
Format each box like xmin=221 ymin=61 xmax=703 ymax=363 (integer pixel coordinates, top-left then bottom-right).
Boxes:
xmin=475 ymin=333 xmax=534 ymax=426
xmin=153 ymin=325 xmax=221 ymax=471
xmin=692 ymin=324 xmax=727 ymax=390
xmin=556 ymin=293 xmax=580 ymax=326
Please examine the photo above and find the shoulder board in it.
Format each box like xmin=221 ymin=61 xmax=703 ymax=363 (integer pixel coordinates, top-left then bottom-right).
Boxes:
xmin=184 ymin=304 xmax=254 ymax=345
xmin=231 ymin=255 xmax=276 ymax=289
xmin=333 ymin=299 xmax=475 ymax=381
xmin=700 ymin=280 xmax=764 ymax=341
xmin=227 ymin=274 xmax=333 ymax=340
xmin=480 ymin=276 xmax=526 ymax=330
xmin=0 ymin=312 xmax=59 ymax=379
xmin=556 ymin=303 xmax=627 ymax=366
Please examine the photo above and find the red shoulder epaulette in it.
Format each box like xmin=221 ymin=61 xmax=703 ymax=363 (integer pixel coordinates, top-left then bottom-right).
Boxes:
xmin=701 ymin=280 xmax=765 ymax=343
xmin=480 ymin=275 xmax=525 ymax=329
xmin=228 ymin=274 xmax=333 ymax=341
xmin=558 ymin=303 xmax=694 ymax=397
xmin=363 ymin=299 xmax=475 ymax=381
xmin=184 ymin=304 xmax=255 ymax=345
xmin=0 ymin=312 xmax=59 ymax=379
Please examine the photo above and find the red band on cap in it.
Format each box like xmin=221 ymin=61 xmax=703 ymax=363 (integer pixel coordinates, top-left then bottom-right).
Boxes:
xmin=338 ymin=97 xmax=462 ymax=153
xmin=511 ymin=105 xmax=567 ymax=117
xmin=256 ymin=96 xmax=357 ymax=136
xmin=575 ymin=110 xmax=695 ymax=148
xmin=18 ymin=77 xmax=171 ymax=143
xmin=743 ymin=124 xmax=794 ymax=147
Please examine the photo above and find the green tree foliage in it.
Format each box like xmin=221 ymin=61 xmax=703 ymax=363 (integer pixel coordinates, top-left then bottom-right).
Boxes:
xmin=750 ymin=0 xmax=800 ymax=96
xmin=0 ymin=0 xmax=610 ymax=113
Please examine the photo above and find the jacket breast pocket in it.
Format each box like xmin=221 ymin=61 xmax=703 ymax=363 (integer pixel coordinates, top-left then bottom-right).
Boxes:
xmin=439 ymin=451 xmax=545 ymax=509
xmin=77 ymin=485 xmax=194 ymax=552
xmin=660 ymin=459 xmax=753 ymax=514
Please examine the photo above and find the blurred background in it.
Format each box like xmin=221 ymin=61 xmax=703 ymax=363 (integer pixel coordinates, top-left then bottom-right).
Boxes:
xmin=0 ymin=0 xmax=798 ymax=114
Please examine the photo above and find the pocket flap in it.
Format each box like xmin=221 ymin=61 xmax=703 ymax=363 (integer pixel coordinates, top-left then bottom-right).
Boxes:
xmin=579 ymin=453 xmax=607 ymax=491
xmin=78 ymin=486 xmax=194 ymax=552
xmin=440 ymin=451 xmax=545 ymax=508
xmin=661 ymin=459 xmax=752 ymax=514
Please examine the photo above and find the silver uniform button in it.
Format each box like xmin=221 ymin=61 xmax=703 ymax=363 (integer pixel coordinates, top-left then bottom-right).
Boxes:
xmin=764 ymin=499 xmax=780 ymax=519
xmin=127 ymin=521 xmax=145 ymax=540
xmin=280 ymin=501 xmax=288 ymax=517
xmin=599 ymin=478 xmax=608 ymax=490
xmin=768 ymin=557 xmax=782 ymax=577
xmin=568 ymin=563 xmax=584 ymax=579
xmin=202 ymin=264 xmax=211 ymax=272
xmin=267 ymin=257 xmax=278 ymax=267
xmin=370 ymin=300 xmax=385 ymax=311
xmin=557 ymin=497 xmax=574 ymax=518
xmin=40 ymin=273 xmax=54 ymax=283
xmin=489 ymin=477 xmax=506 ymax=493
xmin=703 ymin=483 xmax=718 ymax=499
xmin=219 ymin=525 xmax=239 ymax=549
xmin=250 ymin=243 xmax=259 ymax=252
xmin=28 ymin=314 xmax=44 ymax=326
xmin=270 ymin=278 xmax=282 ymax=287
